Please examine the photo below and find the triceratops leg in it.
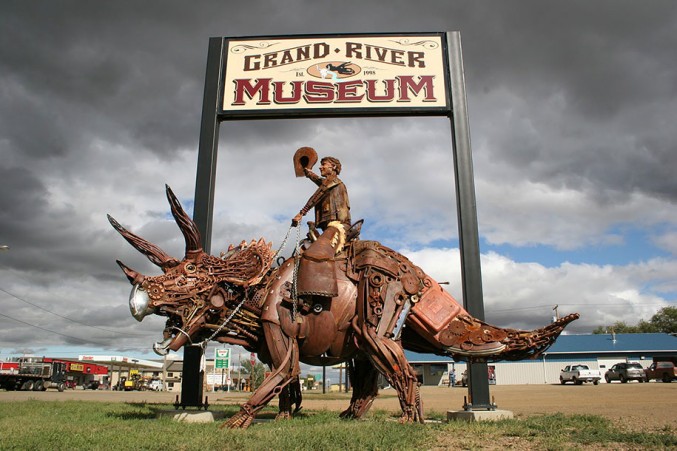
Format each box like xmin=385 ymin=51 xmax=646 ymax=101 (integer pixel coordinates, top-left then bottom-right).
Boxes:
xmin=221 ymin=322 xmax=300 ymax=429
xmin=339 ymin=356 xmax=380 ymax=419
xmin=352 ymin=317 xmax=424 ymax=424
xmin=277 ymin=376 xmax=303 ymax=419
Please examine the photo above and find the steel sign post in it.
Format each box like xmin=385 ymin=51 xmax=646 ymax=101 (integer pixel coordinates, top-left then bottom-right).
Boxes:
xmin=446 ymin=32 xmax=491 ymax=410
xmin=182 ymin=37 xmax=227 ymax=409
xmin=194 ymin=37 xmax=226 ymax=254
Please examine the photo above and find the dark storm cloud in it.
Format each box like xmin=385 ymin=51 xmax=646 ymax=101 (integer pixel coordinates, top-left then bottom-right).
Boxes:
xmin=5 ymin=0 xmax=674 ymax=201
xmin=457 ymin=2 xmax=677 ymax=111
xmin=1 ymin=1 xmax=206 ymax=164
xmin=0 ymin=167 xmax=48 ymax=224
xmin=454 ymin=1 xmax=677 ymax=202
xmin=0 ymin=167 xmax=80 ymax=272
xmin=1 ymin=0 xmax=675 ymax=352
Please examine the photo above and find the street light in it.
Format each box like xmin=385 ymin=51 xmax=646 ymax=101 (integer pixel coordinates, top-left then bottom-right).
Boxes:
xmin=0 ymin=245 xmax=8 ymax=251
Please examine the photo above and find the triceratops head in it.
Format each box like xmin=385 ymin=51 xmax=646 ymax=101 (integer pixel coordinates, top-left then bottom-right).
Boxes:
xmin=108 ymin=185 xmax=274 ymax=355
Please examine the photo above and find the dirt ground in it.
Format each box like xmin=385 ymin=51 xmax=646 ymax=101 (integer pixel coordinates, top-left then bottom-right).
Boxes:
xmin=2 ymin=382 xmax=675 ymax=432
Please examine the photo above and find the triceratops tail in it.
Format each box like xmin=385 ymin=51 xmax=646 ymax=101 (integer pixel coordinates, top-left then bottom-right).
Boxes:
xmin=401 ymin=276 xmax=579 ymax=362
xmin=493 ymin=313 xmax=579 ymax=361
xmin=406 ymin=310 xmax=579 ymax=362
xmin=427 ymin=313 xmax=579 ymax=362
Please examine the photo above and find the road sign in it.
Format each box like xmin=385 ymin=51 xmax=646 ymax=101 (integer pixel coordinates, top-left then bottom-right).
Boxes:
xmin=215 ymin=348 xmax=230 ymax=369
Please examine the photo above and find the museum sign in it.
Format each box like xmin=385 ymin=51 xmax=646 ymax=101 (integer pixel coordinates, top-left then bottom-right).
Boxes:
xmin=221 ymin=34 xmax=448 ymax=116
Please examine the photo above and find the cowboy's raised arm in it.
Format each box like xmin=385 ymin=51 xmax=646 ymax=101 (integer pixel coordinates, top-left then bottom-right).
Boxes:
xmin=304 ymin=167 xmax=322 ymax=186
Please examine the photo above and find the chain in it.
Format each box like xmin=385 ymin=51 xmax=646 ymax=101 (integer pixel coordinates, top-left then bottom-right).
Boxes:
xmin=198 ymin=292 xmax=249 ymax=348
xmin=271 ymin=223 xmax=297 ymax=262
xmin=271 ymin=223 xmax=303 ymax=321
xmin=199 ymin=224 xmax=304 ymax=346
xmin=291 ymin=225 xmax=302 ymax=321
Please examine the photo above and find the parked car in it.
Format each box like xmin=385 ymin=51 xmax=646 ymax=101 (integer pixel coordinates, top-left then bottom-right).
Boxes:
xmin=604 ymin=362 xmax=646 ymax=383
xmin=83 ymin=380 xmax=100 ymax=390
xmin=148 ymin=379 xmax=164 ymax=391
xmin=644 ymin=361 xmax=677 ymax=383
xmin=560 ymin=364 xmax=601 ymax=385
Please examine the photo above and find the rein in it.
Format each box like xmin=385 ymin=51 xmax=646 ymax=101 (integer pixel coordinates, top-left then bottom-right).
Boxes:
xmin=197 ymin=224 xmax=304 ymax=348
xmin=275 ymin=224 xmax=303 ymax=321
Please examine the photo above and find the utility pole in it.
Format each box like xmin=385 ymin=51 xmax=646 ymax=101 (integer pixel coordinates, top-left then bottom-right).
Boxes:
xmin=220 ymin=346 xmax=225 ymax=392
xmin=162 ymin=354 xmax=167 ymax=392
xmin=237 ymin=352 xmax=242 ymax=391
xmin=338 ymin=364 xmax=343 ymax=392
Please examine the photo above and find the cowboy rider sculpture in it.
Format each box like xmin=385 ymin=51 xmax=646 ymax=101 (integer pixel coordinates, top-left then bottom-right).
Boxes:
xmin=292 ymin=153 xmax=351 ymax=306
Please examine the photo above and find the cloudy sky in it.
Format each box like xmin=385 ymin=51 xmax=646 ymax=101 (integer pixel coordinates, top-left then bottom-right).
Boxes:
xmin=1 ymin=1 xmax=676 ymax=372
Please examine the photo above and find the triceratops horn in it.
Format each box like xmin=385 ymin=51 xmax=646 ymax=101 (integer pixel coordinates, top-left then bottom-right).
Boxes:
xmin=108 ymin=214 xmax=177 ymax=268
xmin=165 ymin=185 xmax=202 ymax=255
xmin=116 ymin=260 xmax=144 ymax=285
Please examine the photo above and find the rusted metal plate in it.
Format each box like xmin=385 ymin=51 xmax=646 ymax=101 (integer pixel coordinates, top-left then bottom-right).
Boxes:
xmin=410 ymin=286 xmax=462 ymax=333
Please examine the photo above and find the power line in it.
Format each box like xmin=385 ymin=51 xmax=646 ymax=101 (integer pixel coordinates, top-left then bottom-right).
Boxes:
xmin=489 ymin=302 xmax=671 ymax=313
xmin=0 ymin=311 xmax=110 ymax=345
xmin=0 ymin=310 xmax=160 ymax=351
xmin=0 ymin=286 xmax=149 ymax=337
xmin=0 ymin=262 xmax=152 ymax=337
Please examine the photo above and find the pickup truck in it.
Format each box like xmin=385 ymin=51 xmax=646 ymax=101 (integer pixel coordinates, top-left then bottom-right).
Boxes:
xmin=560 ymin=364 xmax=601 ymax=385
xmin=644 ymin=361 xmax=677 ymax=383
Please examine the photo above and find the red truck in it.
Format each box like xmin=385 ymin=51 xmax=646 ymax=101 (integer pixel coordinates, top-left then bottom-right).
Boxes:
xmin=644 ymin=361 xmax=677 ymax=383
xmin=0 ymin=357 xmax=67 ymax=391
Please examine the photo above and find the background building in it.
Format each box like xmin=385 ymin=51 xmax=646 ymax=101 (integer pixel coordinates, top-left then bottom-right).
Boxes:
xmin=406 ymin=333 xmax=677 ymax=386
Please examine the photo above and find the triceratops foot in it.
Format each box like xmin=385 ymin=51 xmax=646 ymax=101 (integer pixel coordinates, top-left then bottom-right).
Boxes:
xmin=339 ymin=398 xmax=374 ymax=420
xmin=397 ymin=409 xmax=420 ymax=424
xmin=339 ymin=408 xmax=355 ymax=419
xmin=221 ymin=407 xmax=255 ymax=429
xmin=339 ymin=406 xmax=364 ymax=420
xmin=275 ymin=410 xmax=293 ymax=421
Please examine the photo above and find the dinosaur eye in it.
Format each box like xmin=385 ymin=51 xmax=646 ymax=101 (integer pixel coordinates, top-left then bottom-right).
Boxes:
xmin=185 ymin=263 xmax=196 ymax=273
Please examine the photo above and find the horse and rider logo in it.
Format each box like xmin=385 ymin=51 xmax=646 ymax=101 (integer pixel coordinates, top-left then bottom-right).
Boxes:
xmin=307 ymin=61 xmax=361 ymax=82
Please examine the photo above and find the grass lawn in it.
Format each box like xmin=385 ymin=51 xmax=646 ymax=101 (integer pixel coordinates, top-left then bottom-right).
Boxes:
xmin=0 ymin=400 xmax=674 ymax=450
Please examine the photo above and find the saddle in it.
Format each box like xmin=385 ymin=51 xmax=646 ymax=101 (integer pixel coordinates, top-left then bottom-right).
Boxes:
xmin=295 ymin=220 xmax=362 ymax=298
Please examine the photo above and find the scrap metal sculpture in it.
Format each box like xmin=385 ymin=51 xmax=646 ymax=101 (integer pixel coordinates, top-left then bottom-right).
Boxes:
xmin=108 ymin=155 xmax=577 ymax=428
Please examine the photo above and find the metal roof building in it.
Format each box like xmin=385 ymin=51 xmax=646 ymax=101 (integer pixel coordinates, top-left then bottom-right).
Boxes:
xmin=545 ymin=333 xmax=677 ymax=357
xmin=405 ymin=333 xmax=677 ymax=386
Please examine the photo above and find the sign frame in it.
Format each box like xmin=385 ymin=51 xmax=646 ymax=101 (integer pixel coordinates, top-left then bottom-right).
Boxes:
xmin=191 ymin=31 xmax=493 ymax=411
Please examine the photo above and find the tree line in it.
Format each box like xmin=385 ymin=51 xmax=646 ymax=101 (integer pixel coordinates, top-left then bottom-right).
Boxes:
xmin=592 ymin=306 xmax=677 ymax=334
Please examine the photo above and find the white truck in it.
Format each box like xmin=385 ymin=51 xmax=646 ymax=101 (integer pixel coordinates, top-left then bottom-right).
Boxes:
xmin=560 ymin=364 xmax=601 ymax=385
xmin=148 ymin=379 xmax=164 ymax=391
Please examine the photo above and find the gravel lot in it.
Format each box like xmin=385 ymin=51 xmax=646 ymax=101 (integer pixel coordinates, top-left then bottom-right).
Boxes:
xmin=2 ymin=382 xmax=675 ymax=432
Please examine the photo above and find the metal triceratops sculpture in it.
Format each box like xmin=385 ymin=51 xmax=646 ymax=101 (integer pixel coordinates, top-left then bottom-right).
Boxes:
xmin=108 ymin=186 xmax=578 ymax=428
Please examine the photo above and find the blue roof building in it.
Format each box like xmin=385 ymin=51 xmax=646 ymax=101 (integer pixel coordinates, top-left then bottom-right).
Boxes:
xmin=404 ymin=333 xmax=677 ymax=386
xmin=545 ymin=333 xmax=677 ymax=358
